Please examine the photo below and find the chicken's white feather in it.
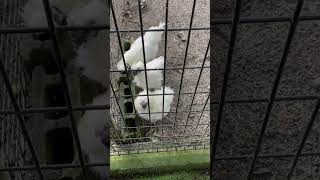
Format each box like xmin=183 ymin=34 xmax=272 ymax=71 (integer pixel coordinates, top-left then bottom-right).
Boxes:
xmin=116 ymin=22 xmax=166 ymax=70
xmin=134 ymin=86 xmax=174 ymax=123
xmin=77 ymin=92 xmax=109 ymax=178
xmin=67 ymin=0 xmax=108 ymax=26
xmin=21 ymin=0 xmax=80 ymax=27
xmin=132 ymin=56 xmax=164 ymax=89
xmin=75 ymin=31 xmax=108 ymax=86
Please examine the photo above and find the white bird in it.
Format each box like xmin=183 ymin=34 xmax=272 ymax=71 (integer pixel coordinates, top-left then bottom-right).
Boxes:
xmin=62 ymin=92 xmax=109 ymax=179
xmin=131 ymin=56 xmax=164 ymax=90
xmin=74 ymin=31 xmax=108 ymax=87
xmin=77 ymin=92 xmax=109 ymax=178
xmin=116 ymin=22 xmax=166 ymax=70
xmin=21 ymin=0 xmax=79 ymax=27
xmin=67 ymin=0 xmax=108 ymax=26
xmin=134 ymin=86 xmax=174 ymax=123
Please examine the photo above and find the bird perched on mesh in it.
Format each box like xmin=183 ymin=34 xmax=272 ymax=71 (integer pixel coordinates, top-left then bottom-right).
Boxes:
xmin=116 ymin=22 xmax=166 ymax=71
xmin=74 ymin=31 xmax=108 ymax=87
xmin=134 ymin=86 xmax=174 ymax=123
xmin=131 ymin=56 xmax=164 ymax=90
xmin=61 ymin=92 xmax=109 ymax=179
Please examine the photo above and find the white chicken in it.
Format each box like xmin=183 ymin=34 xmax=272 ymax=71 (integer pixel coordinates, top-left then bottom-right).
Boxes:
xmin=21 ymin=0 xmax=79 ymax=27
xmin=116 ymin=22 xmax=166 ymax=70
xmin=62 ymin=92 xmax=109 ymax=179
xmin=134 ymin=86 xmax=174 ymax=123
xmin=131 ymin=56 xmax=164 ymax=90
xmin=67 ymin=0 xmax=108 ymax=26
xmin=74 ymin=31 xmax=108 ymax=87
xmin=77 ymin=92 xmax=109 ymax=178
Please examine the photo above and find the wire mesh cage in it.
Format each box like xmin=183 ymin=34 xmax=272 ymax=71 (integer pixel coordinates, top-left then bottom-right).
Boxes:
xmin=109 ymin=0 xmax=210 ymax=156
xmin=0 ymin=0 xmax=210 ymax=179
xmin=2 ymin=0 xmax=320 ymax=179
xmin=1 ymin=0 xmax=111 ymax=179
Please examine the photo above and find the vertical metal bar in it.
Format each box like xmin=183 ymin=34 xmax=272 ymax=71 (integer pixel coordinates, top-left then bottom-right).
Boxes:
xmin=110 ymin=0 xmax=138 ymax=117
xmin=247 ymin=0 xmax=304 ymax=179
xmin=287 ymin=99 xmax=320 ymax=179
xmin=110 ymin=0 xmax=145 ymax=145
xmin=210 ymin=0 xmax=241 ymax=178
xmin=162 ymin=0 xmax=169 ymax=142
xmin=191 ymin=93 xmax=210 ymax=145
xmin=137 ymin=0 xmax=151 ymax=121
xmin=173 ymin=0 xmax=197 ymax=130
xmin=182 ymin=40 xmax=210 ymax=135
xmin=110 ymin=82 xmax=132 ymax=144
xmin=40 ymin=0 xmax=89 ymax=177
xmin=173 ymin=0 xmax=197 ymax=131
xmin=0 ymin=58 xmax=44 ymax=180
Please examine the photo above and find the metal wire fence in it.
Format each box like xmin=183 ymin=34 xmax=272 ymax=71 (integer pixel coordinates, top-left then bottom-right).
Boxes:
xmin=0 ymin=0 xmax=210 ymax=179
xmin=109 ymin=0 xmax=210 ymax=156
xmin=211 ymin=0 xmax=320 ymax=179
xmin=3 ymin=0 xmax=319 ymax=179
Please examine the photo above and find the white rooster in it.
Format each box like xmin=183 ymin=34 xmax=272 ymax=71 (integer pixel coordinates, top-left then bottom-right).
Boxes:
xmin=74 ymin=31 xmax=108 ymax=87
xmin=21 ymin=0 xmax=79 ymax=27
xmin=62 ymin=92 xmax=109 ymax=179
xmin=67 ymin=0 xmax=108 ymax=26
xmin=131 ymin=56 xmax=164 ymax=90
xmin=116 ymin=22 xmax=166 ymax=70
xmin=22 ymin=0 xmax=107 ymax=26
xmin=134 ymin=86 xmax=174 ymax=123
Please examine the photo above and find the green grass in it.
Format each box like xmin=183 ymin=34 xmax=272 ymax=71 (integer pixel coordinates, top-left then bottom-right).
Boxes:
xmin=134 ymin=171 xmax=209 ymax=180
xmin=111 ymin=150 xmax=209 ymax=179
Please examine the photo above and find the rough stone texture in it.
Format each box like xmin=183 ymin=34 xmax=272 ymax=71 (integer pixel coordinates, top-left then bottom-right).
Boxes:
xmin=212 ymin=0 xmax=320 ymax=179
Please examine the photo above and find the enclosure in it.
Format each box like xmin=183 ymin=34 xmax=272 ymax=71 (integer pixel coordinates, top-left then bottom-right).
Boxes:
xmin=0 ymin=0 xmax=210 ymax=179
xmin=1 ymin=0 xmax=320 ymax=179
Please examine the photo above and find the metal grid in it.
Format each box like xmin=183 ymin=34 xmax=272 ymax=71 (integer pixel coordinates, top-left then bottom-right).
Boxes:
xmin=0 ymin=0 xmax=211 ymax=179
xmin=0 ymin=0 xmax=111 ymax=179
xmin=109 ymin=0 xmax=210 ymax=156
xmin=211 ymin=0 xmax=320 ymax=179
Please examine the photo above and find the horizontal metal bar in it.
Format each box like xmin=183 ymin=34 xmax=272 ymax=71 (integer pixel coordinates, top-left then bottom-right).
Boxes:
xmin=212 ymin=15 xmax=320 ymax=24
xmin=0 ymin=105 xmax=110 ymax=115
xmin=111 ymin=146 xmax=209 ymax=156
xmin=1 ymin=15 xmax=320 ymax=34
xmin=111 ymin=134 xmax=209 ymax=141
xmin=110 ymin=65 xmax=210 ymax=72
xmin=114 ymin=123 xmax=211 ymax=130
xmin=0 ymin=162 xmax=110 ymax=172
xmin=0 ymin=95 xmax=317 ymax=115
xmin=215 ymin=152 xmax=320 ymax=161
xmin=0 ymin=25 xmax=208 ymax=34
xmin=110 ymin=109 xmax=209 ymax=116
xmin=112 ymin=91 xmax=209 ymax=99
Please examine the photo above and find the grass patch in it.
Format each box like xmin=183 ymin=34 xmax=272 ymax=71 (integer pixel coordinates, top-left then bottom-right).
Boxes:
xmin=111 ymin=150 xmax=209 ymax=179
xmin=134 ymin=170 xmax=209 ymax=180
